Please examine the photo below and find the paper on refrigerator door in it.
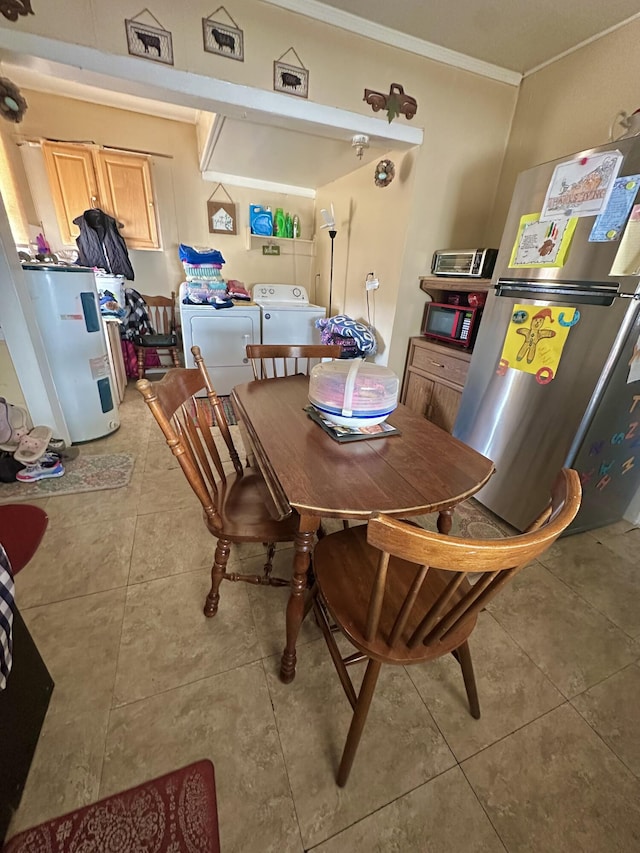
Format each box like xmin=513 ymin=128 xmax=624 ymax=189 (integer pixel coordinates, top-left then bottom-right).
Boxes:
xmin=540 ymin=150 xmax=623 ymax=221
xmin=610 ymin=204 xmax=640 ymax=276
xmin=589 ymin=175 xmax=640 ymax=241
xmin=509 ymin=213 xmax=577 ymax=268
xmin=498 ymin=304 xmax=579 ymax=384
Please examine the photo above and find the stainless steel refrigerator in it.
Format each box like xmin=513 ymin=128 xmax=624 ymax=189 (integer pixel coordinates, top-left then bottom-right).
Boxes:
xmin=454 ymin=136 xmax=640 ymax=534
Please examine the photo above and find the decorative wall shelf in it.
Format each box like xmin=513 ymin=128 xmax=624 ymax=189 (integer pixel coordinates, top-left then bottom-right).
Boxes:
xmin=246 ymin=229 xmax=315 ymax=256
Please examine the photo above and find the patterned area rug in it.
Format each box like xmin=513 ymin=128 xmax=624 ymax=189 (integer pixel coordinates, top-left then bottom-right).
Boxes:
xmin=413 ymin=498 xmax=517 ymax=540
xmin=0 ymin=453 xmax=134 ymax=502
xmin=186 ymin=396 xmax=238 ymax=427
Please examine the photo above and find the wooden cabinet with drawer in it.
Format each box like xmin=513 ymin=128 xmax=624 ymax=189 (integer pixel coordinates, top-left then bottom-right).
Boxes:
xmin=401 ymin=337 xmax=471 ymax=433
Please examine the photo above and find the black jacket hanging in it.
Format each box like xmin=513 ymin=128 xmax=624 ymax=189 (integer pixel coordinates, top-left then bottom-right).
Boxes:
xmin=73 ymin=208 xmax=135 ymax=280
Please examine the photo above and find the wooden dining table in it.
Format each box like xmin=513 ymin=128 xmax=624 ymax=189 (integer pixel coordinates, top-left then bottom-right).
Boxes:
xmin=231 ymin=374 xmax=494 ymax=683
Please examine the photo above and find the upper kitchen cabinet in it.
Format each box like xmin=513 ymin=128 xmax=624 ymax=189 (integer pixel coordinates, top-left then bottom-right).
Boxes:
xmin=42 ymin=141 xmax=159 ymax=249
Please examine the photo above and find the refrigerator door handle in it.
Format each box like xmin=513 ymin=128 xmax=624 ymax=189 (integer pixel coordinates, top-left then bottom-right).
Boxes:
xmin=495 ymin=281 xmax=618 ymax=306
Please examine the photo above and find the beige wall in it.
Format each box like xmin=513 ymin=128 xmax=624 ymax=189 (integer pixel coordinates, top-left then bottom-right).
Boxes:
xmin=12 ymin=89 xmax=315 ymax=295
xmin=0 ymin=0 xmax=518 ymax=376
xmin=314 ymin=148 xmax=415 ymax=365
xmin=488 ymin=18 xmax=640 ymax=245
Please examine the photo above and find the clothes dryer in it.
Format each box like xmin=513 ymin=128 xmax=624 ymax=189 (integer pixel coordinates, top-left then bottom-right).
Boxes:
xmin=179 ymin=284 xmax=260 ymax=396
xmin=252 ymin=284 xmax=325 ymax=346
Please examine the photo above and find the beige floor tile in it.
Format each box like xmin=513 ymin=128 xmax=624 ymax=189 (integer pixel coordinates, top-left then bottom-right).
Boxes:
xmin=129 ymin=507 xmax=217 ymax=584
xmin=137 ymin=468 xmax=197 ymax=515
xmin=488 ymin=562 xmax=638 ymax=697
xmin=463 ymin=703 xmax=640 ymax=853
xmin=22 ymin=588 xmax=126 ymax=714
xmin=244 ymin=547 xmax=321 ymax=658
xmin=44 ymin=473 xmax=143 ymax=528
xmin=408 ymin=611 xmax=564 ymax=761
xmin=311 ymin=766 xmax=504 ymax=853
xmin=7 ymin=695 xmax=109 ymax=838
xmin=142 ymin=438 xmax=179 ymax=472
xmin=113 ymin=568 xmax=261 ymax=706
xmin=103 ymin=661 xmax=302 ymax=853
xmin=540 ymin=533 xmax=640 ymax=636
xmin=572 ymin=664 xmax=640 ymax=778
xmin=588 ymin=522 xmax=640 ymax=567
xmin=264 ymin=638 xmax=455 ymax=849
xmin=17 ymin=516 xmax=135 ymax=607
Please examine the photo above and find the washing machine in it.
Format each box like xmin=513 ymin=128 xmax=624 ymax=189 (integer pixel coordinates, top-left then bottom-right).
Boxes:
xmin=252 ymin=284 xmax=326 ymax=346
xmin=179 ymin=284 xmax=260 ymax=396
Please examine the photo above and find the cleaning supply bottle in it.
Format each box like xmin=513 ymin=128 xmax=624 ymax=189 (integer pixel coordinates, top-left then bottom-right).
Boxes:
xmin=292 ymin=214 xmax=300 ymax=239
xmin=285 ymin=212 xmax=293 ymax=238
xmin=274 ymin=208 xmax=285 ymax=237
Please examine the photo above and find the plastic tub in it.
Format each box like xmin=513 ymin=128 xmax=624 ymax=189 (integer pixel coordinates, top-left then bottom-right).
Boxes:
xmin=308 ymin=358 xmax=399 ymax=427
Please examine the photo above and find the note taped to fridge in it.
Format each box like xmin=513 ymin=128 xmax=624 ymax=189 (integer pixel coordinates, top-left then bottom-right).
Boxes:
xmin=499 ymin=304 xmax=578 ymax=383
xmin=540 ymin=150 xmax=623 ymax=220
xmin=509 ymin=213 xmax=577 ymax=268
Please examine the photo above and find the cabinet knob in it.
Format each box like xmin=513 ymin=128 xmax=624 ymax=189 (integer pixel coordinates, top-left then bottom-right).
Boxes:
xmin=429 ymin=359 xmax=445 ymax=368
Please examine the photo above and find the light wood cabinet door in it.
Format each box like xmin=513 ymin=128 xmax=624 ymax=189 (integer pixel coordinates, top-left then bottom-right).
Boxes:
xmin=403 ymin=371 xmax=434 ymax=419
xmin=95 ymin=150 xmax=159 ymax=249
xmin=42 ymin=141 xmax=99 ymax=244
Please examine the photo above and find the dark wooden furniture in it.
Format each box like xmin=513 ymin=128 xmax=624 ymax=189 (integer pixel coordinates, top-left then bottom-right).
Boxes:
xmin=231 ymin=374 xmax=495 ymax=683
xmin=0 ymin=505 xmax=53 ymax=844
xmin=3 ymin=760 xmax=221 ymax=852
xmin=401 ymin=276 xmax=492 ymax=432
xmin=137 ymin=346 xmax=299 ymax=618
xmin=134 ymin=292 xmax=180 ymax=380
xmin=246 ymin=344 xmax=341 ymax=380
xmin=307 ymin=469 xmax=581 ymax=785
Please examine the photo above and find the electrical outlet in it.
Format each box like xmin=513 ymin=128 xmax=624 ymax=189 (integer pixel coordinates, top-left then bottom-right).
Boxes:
xmin=365 ymin=277 xmax=379 ymax=290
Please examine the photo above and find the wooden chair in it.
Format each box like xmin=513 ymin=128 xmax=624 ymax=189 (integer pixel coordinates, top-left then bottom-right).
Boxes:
xmin=305 ymin=469 xmax=581 ymax=786
xmin=246 ymin=344 xmax=342 ymax=380
xmin=134 ymin=292 xmax=181 ymax=380
xmin=136 ymin=346 xmax=299 ymax=618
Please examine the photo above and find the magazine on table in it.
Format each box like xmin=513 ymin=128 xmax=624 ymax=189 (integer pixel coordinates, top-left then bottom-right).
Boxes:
xmin=304 ymin=405 xmax=401 ymax=442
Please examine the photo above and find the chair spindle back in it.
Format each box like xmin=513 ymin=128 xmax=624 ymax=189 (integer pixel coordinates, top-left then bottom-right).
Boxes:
xmin=136 ymin=346 xmax=242 ymax=527
xmin=364 ymin=469 xmax=581 ymax=654
xmin=246 ymin=344 xmax=342 ymax=380
xmin=141 ymin=292 xmax=177 ymax=334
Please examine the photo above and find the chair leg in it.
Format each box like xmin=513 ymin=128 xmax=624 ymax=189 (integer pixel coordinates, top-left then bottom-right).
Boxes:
xmin=137 ymin=347 xmax=146 ymax=380
xmin=170 ymin=347 xmax=180 ymax=368
xmin=456 ymin=640 xmax=481 ymax=719
xmin=337 ymin=658 xmax=382 ymax=787
xmin=204 ymin=537 xmax=231 ymax=617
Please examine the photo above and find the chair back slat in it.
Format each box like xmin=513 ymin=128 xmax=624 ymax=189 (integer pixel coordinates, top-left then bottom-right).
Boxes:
xmin=140 ymin=292 xmax=177 ymax=335
xmin=137 ymin=345 xmax=243 ymax=526
xmin=246 ymin=344 xmax=342 ymax=380
xmin=364 ymin=469 xmax=581 ymax=655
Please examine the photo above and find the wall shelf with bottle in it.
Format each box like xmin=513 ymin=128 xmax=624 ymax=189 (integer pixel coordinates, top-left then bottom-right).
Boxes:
xmin=245 ymin=229 xmax=315 ymax=256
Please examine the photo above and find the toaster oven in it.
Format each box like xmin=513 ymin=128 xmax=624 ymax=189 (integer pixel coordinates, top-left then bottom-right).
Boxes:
xmin=431 ymin=248 xmax=497 ymax=278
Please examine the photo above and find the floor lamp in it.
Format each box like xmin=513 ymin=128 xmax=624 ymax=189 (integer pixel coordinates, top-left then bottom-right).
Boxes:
xmin=321 ymin=204 xmax=337 ymax=317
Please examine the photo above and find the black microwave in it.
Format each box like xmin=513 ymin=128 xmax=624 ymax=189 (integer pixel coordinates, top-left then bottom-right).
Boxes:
xmin=421 ymin=302 xmax=482 ymax=349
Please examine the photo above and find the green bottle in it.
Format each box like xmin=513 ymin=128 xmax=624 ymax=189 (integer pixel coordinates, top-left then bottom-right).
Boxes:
xmin=274 ymin=207 xmax=285 ymax=237
xmin=285 ymin=212 xmax=293 ymax=238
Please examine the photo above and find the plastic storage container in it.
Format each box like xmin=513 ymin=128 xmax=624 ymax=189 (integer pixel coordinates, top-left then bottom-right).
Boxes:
xmin=308 ymin=358 xmax=399 ymax=427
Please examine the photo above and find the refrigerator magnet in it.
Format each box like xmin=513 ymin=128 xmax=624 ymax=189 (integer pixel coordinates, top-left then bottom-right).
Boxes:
xmin=540 ymin=150 xmax=623 ymax=221
xmin=509 ymin=213 xmax=578 ymax=268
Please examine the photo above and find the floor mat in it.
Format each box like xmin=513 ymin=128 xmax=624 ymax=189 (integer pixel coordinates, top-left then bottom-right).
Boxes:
xmin=0 ymin=453 xmax=134 ymax=502
xmin=413 ymin=498 xmax=517 ymax=540
xmin=186 ymin=396 xmax=238 ymax=427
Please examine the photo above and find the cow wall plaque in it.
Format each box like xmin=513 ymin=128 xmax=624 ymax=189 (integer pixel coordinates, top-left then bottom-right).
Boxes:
xmin=203 ymin=7 xmax=244 ymax=62
xmin=273 ymin=48 xmax=308 ymax=99
xmin=126 ymin=10 xmax=174 ymax=66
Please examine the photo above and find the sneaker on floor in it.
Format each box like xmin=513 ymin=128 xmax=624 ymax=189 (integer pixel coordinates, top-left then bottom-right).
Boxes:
xmin=16 ymin=459 xmax=65 ymax=482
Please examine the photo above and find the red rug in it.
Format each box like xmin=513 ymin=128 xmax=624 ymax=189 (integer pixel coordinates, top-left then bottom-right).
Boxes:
xmin=4 ymin=760 xmax=220 ymax=852
xmin=186 ymin=396 xmax=237 ymax=427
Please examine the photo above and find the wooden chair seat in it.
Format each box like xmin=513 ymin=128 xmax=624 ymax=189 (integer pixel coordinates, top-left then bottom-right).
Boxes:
xmin=203 ymin=469 xmax=299 ymax=541
xmin=305 ymin=469 xmax=582 ymax=786
xmin=316 ymin=525 xmax=476 ymax=665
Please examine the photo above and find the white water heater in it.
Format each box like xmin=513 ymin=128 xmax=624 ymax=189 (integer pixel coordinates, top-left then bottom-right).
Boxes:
xmin=23 ymin=264 xmax=120 ymax=442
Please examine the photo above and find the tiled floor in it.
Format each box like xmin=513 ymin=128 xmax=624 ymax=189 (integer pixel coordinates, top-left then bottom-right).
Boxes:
xmin=5 ymin=381 xmax=640 ymax=851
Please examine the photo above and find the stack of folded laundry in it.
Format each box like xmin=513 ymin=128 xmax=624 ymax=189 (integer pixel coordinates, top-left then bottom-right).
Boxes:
xmin=0 ymin=398 xmax=67 ymax=483
xmin=179 ymin=244 xmax=234 ymax=309
xmin=226 ymin=280 xmax=251 ymax=301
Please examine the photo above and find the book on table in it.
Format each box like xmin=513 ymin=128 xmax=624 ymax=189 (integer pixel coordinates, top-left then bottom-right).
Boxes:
xmin=304 ymin=405 xmax=401 ymax=442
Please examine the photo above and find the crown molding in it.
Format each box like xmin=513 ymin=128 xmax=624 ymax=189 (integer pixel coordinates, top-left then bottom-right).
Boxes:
xmin=262 ymin=0 xmax=522 ymax=87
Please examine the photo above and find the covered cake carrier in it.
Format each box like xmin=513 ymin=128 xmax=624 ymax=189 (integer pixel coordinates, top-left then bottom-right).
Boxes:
xmin=308 ymin=358 xmax=399 ymax=427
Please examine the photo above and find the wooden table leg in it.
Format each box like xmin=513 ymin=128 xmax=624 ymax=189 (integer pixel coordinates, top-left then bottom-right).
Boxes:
xmin=437 ymin=508 xmax=454 ymax=535
xmin=280 ymin=513 xmax=319 ymax=683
